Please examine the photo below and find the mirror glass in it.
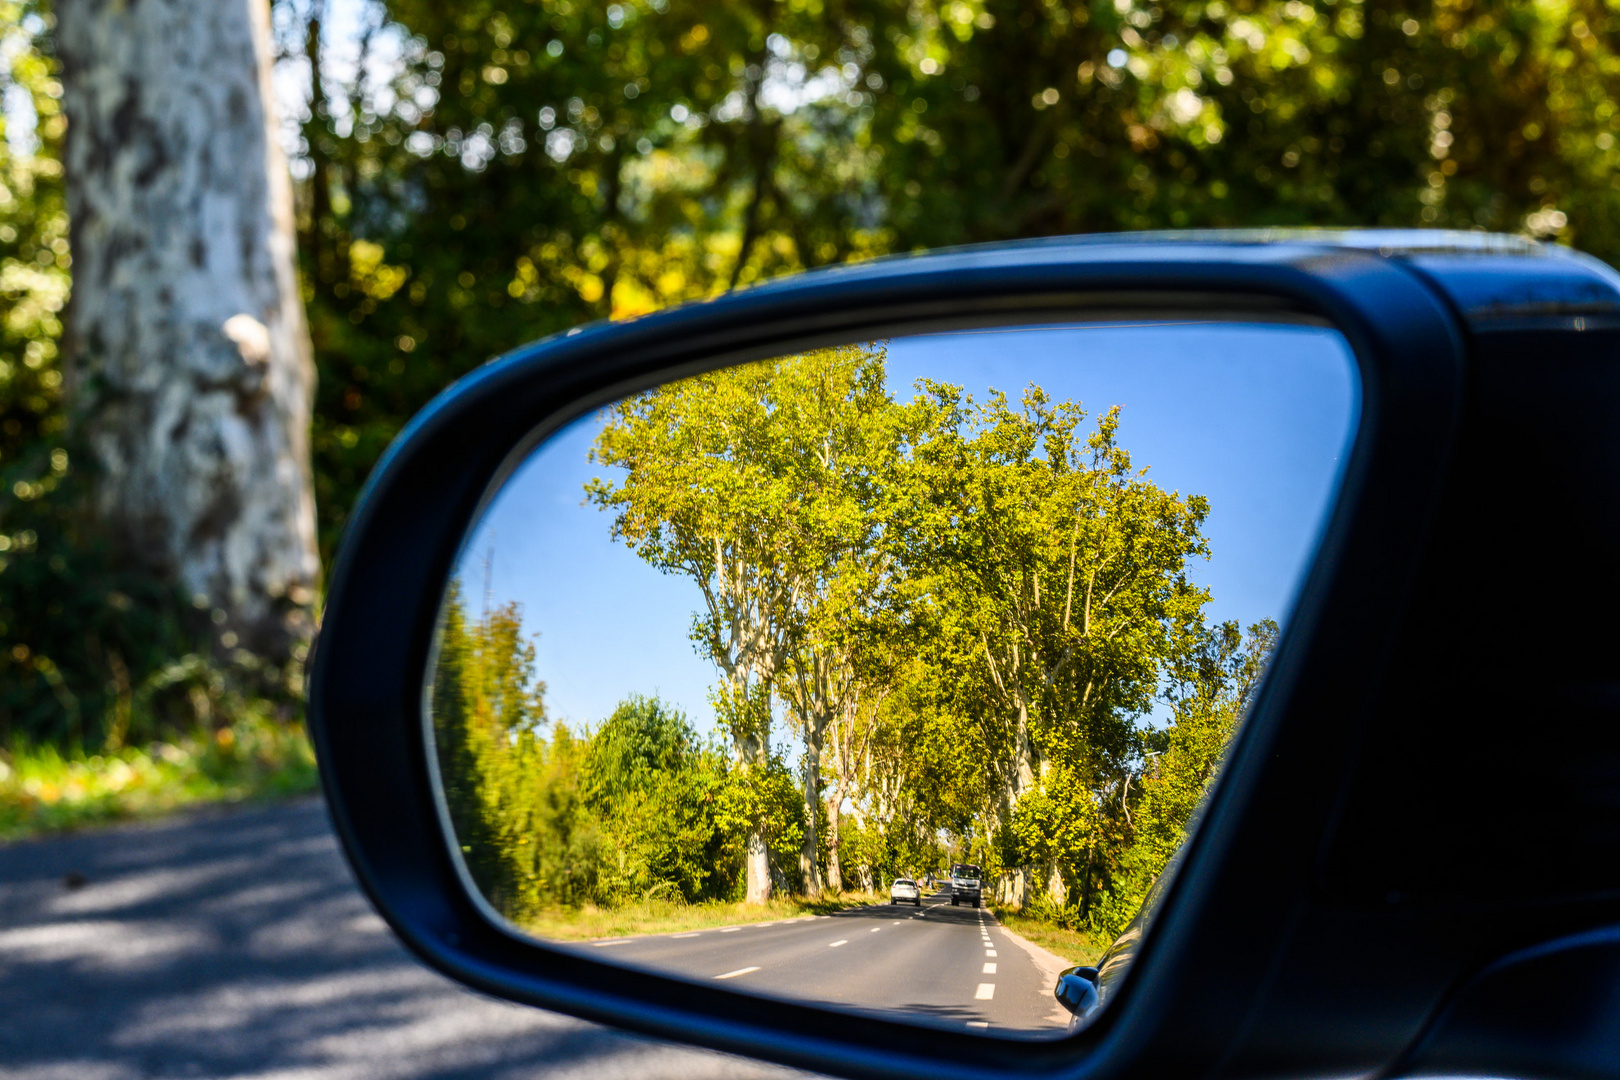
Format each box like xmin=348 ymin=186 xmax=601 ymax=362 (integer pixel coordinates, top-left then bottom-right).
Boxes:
xmin=427 ymin=317 xmax=1358 ymax=1039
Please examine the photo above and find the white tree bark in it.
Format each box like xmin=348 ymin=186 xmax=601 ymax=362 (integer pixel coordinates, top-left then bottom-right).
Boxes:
xmin=57 ymin=0 xmax=318 ymax=663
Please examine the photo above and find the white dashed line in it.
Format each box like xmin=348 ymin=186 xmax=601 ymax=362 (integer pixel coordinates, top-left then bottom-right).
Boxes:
xmin=967 ymin=1021 xmax=989 ymax=1029
xmin=715 ymin=967 xmax=760 ymax=980
xmin=983 ymin=962 xmax=997 ymax=974
xmin=829 ymin=939 xmax=849 ymax=947
xmin=975 ymin=983 xmax=995 ymax=1000
xmin=870 ymin=927 xmax=881 ymax=933
xmin=719 ymin=927 xmax=742 ymax=933
xmin=672 ymin=933 xmax=700 ymax=939
xmin=592 ymin=940 xmax=631 ymax=947
xmin=986 ymin=950 xmax=997 ymax=957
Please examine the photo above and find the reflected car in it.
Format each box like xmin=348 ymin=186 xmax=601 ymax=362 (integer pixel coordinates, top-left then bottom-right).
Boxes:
xmin=889 ymin=878 xmax=921 ymax=906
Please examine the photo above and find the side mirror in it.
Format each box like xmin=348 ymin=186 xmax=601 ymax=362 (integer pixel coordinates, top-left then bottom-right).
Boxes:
xmin=1053 ymin=968 xmax=1100 ymax=1020
xmin=308 ymin=232 xmax=1620 ymax=1080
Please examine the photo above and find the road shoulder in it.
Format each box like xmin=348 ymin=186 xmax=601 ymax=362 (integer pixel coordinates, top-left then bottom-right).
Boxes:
xmin=992 ymin=920 xmax=1073 ymax=1026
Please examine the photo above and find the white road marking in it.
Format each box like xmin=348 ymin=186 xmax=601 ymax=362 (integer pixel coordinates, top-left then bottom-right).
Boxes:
xmin=592 ymin=940 xmax=631 ymax=947
xmin=967 ymin=1021 xmax=989 ymax=1029
xmin=715 ymin=967 xmax=760 ymax=980
xmin=975 ymin=983 xmax=995 ymax=1000
xmin=829 ymin=939 xmax=849 ymax=947
xmin=892 ymin=921 xmax=902 ymax=925
xmin=986 ymin=949 xmax=997 ymax=957
xmin=983 ymin=962 xmax=997 ymax=974
xmin=870 ymin=928 xmax=881 ymax=933
xmin=719 ymin=927 xmax=741 ymax=933
xmin=672 ymin=933 xmax=701 ymax=939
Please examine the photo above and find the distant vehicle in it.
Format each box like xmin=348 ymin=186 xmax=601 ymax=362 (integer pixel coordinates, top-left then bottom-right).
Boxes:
xmin=889 ymin=878 xmax=921 ymax=906
xmin=949 ymin=863 xmax=982 ymax=908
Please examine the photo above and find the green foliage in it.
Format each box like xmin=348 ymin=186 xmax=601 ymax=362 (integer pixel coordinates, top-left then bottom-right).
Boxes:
xmin=0 ymin=710 xmax=319 ymax=840
xmin=284 ymin=0 xmax=1620 ymax=576
xmin=431 ymin=584 xmax=765 ymax=918
xmin=0 ymin=0 xmax=67 ymax=468
xmin=431 ymin=346 xmax=1284 ymax=930
xmin=1085 ymin=618 xmax=1279 ymax=939
xmin=584 ymin=343 xmax=1233 ymax=921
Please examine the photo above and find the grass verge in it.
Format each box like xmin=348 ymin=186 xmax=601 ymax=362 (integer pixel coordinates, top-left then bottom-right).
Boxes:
xmin=523 ymin=889 xmax=890 ymax=941
xmin=0 ymin=716 xmax=319 ymax=842
xmin=991 ymin=906 xmax=1107 ymax=966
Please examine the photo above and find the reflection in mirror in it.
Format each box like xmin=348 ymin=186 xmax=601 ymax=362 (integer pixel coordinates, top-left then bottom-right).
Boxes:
xmin=427 ymin=319 xmax=1358 ymax=1039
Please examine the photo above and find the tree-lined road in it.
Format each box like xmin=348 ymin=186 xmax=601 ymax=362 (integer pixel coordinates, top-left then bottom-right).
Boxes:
xmin=562 ymin=892 xmax=1071 ymax=1036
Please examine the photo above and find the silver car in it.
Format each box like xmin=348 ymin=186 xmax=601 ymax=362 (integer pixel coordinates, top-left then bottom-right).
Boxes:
xmin=888 ymin=878 xmax=921 ymax=906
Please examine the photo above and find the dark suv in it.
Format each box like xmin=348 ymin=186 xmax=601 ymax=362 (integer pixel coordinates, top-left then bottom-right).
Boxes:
xmin=949 ymin=864 xmax=982 ymax=908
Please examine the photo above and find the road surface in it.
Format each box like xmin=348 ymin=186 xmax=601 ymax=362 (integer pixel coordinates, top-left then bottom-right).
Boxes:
xmin=562 ymin=894 xmax=1070 ymax=1036
xmin=0 ymin=797 xmax=811 ymax=1080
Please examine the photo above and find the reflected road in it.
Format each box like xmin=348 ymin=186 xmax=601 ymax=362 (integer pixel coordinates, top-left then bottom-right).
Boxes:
xmin=562 ymin=893 xmax=1071 ymax=1036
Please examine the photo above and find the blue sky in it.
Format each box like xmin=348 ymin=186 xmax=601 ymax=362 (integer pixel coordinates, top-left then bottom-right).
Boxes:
xmin=456 ymin=322 xmax=1359 ymax=739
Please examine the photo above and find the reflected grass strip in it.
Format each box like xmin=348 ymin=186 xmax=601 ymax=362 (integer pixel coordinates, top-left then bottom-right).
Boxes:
xmin=522 ymin=890 xmax=888 ymax=943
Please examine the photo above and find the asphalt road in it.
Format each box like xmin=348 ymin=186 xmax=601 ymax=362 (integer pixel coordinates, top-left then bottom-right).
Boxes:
xmin=0 ymin=797 xmax=811 ymax=1080
xmin=564 ymin=894 xmax=1070 ymax=1036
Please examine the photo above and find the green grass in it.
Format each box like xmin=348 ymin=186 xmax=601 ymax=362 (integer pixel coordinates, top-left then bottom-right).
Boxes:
xmin=522 ymin=889 xmax=889 ymax=941
xmin=0 ymin=716 xmax=319 ymax=842
xmin=992 ymin=906 xmax=1108 ymax=966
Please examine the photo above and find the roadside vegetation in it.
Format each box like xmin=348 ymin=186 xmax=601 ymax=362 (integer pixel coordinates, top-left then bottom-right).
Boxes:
xmin=524 ymin=891 xmax=887 ymax=943
xmin=0 ymin=714 xmax=317 ymax=841
xmin=993 ymin=907 xmax=1108 ymax=968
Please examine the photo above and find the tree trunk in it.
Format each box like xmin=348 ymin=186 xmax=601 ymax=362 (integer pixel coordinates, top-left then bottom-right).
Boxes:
xmin=722 ymin=677 xmax=776 ymax=905
xmin=745 ymin=829 xmax=772 ymax=905
xmin=824 ymin=788 xmax=843 ymax=892
xmin=58 ymin=0 xmax=319 ymax=664
xmin=799 ymin=719 xmax=825 ymax=897
xmin=1047 ymin=860 xmax=1066 ymax=907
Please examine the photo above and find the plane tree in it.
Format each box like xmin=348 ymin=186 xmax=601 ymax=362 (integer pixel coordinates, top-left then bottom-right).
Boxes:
xmin=588 ymin=342 xmax=894 ymax=899
xmin=891 ymin=383 xmax=1211 ymax=907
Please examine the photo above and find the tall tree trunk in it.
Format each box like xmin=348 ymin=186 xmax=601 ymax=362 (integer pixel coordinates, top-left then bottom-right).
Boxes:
xmin=799 ymin=724 xmax=825 ymax=897
xmin=824 ymin=786 xmax=843 ymax=892
xmin=721 ymin=675 xmax=775 ymax=904
xmin=58 ymin=0 xmax=319 ymax=664
xmin=745 ymin=830 xmax=772 ymax=905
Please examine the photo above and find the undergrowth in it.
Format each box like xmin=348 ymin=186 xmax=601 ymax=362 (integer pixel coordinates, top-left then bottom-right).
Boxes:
xmin=0 ymin=712 xmax=318 ymax=841
xmin=522 ymin=889 xmax=887 ymax=941
xmin=992 ymin=905 xmax=1108 ymax=966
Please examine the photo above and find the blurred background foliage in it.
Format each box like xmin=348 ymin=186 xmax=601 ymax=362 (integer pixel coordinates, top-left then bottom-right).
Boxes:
xmin=3 ymin=0 xmax=1620 ymax=824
